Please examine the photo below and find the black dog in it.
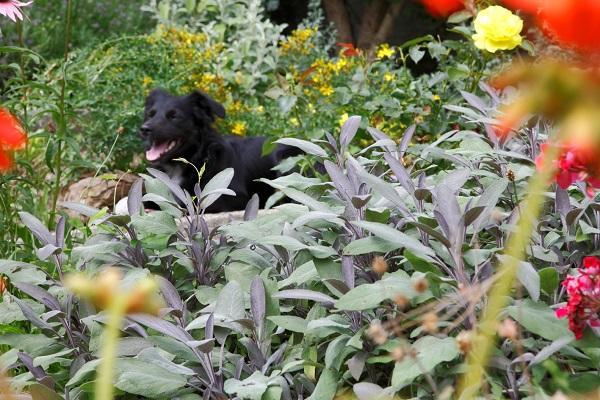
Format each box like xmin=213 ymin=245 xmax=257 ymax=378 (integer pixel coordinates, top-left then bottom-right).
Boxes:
xmin=139 ymin=89 xmax=300 ymax=212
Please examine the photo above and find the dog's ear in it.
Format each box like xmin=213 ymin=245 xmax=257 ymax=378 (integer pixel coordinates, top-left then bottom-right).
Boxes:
xmin=189 ymin=91 xmax=226 ymax=121
xmin=145 ymin=88 xmax=168 ymax=108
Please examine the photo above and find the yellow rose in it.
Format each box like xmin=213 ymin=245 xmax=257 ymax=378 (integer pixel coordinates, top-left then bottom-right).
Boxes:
xmin=472 ymin=6 xmax=523 ymax=53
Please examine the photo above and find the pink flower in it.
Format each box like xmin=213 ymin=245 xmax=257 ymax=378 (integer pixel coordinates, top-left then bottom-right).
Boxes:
xmin=0 ymin=0 xmax=33 ymax=22
xmin=536 ymin=141 xmax=600 ymax=197
xmin=555 ymin=256 xmax=600 ymax=340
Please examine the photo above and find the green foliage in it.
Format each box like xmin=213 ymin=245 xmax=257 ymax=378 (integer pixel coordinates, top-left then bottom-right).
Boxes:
xmin=2 ymin=92 xmax=599 ymax=398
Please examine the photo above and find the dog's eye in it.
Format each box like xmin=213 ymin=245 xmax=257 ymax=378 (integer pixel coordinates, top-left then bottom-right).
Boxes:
xmin=148 ymin=109 xmax=156 ymax=118
xmin=166 ymin=110 xmax=177 ymax=120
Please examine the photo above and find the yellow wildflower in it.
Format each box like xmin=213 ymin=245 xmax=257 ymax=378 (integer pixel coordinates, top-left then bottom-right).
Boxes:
xmin=432 ymin=94 xmax=441 ymax=101
xmin=376 ymin=43 xmax=395 ymax=59
xmin=142 ymin=76 xmax=154 ymax=88
xmin=231 ymin=121 xmax=247 ymax=136
xmin=384 ymin=72 xmax=395 ymax=82
xmin=339 ymin=113 xmax=349 ymax=127
xmin=279 ymin=27 xmax=317 ymax=55
xmin=290 ymin=117 xmax=300 ymax=127
xmin=472 ymin=6 xmax=523 ymax=53
xmin=319 ymin=85 xmax=334 ymax=96
xmin=255 ymin=105 xmax=265 ymax=113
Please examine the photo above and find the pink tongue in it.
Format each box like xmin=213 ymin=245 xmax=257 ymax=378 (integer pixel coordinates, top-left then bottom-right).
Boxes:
xmin=146 ymin=141 xmax=170 ymax=161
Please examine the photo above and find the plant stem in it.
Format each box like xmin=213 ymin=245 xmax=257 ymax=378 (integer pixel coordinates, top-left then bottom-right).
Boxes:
xmin=96 ymin=294 xmax=127 ymax=400
xmin=458 ymin=143 xmax=559 ymax=398
xmin=49 ymin=0 xmax=74 ymax=228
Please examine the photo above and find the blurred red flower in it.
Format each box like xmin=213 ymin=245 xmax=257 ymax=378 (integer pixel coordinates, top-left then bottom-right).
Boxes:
xmin=538 ymin=0 xmax=600 ymax=54
xmin=0 ymin=107 xmax=27 ymax=172
xmin=535 ymin=109 xmax=600 ymax=197
xmin=337 ymin=42 xmax=359 ymax=57
xmin=419 ymin=0 xmax=465 ymax=18
xmin=501 ymin=0 xmax=600 ymax=53
xmin=555 ymin=256 xmax=600 ymax=340
xmin=536 ymin=142 xmax=600 ymax=197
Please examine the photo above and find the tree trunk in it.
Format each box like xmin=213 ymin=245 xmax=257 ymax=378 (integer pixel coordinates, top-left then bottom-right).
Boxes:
xmin=373 ymin=1 xmax=405 ymax=45
xmin=356 ymin=0 xmax=389 ymax=49
xmin=322 ymin=0 xmax=354 ymax=43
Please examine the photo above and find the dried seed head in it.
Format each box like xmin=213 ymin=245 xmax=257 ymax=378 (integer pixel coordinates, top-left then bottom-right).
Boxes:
xmin=394 ymin=294 xmax=409 ymax=310
xmin=490 ymin=208 xmax=505 ymax=224
xmin=498 ymin=318 xmax=518 ymax=340
xmin=117 ymin=126 xmax=125 ymax=135
xmin=0 ymin=276 xmax=7 ymax=295
xmin=456 ymin=330 xmax=473 ymax=355
xmin=507 ymin=169 xmax=515 ymax=182
xmin=421 ymin=312 xmax=438 ymax=334
xmin=367 ymin=321 xmax=388 ymax=345
xmin=412 ymin=277 xmax=429 ymax=293
xmin=390 ymin=346 xmax=406 ymax=362
xmin=371 ymin=256 xmax=388 ymax=275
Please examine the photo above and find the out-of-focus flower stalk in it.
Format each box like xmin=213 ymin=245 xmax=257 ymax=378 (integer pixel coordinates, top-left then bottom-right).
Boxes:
xmin=458 ymin=141 xmax=561 ymax=398
xmin=0 ymin=368 xmax=15 ymax=400
xmin=96 ymin=293 xmax=128 ymax=400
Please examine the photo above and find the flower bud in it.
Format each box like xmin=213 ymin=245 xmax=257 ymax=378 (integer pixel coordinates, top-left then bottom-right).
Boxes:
xmin=371 ymin=256 xmax=388 ymax=276
xmin=367 ymin=321 xmax=388 ymax=345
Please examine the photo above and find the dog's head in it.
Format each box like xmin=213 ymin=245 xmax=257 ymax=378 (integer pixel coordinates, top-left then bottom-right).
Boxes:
xmin=140 ymin=89 xmax=226 ymax=163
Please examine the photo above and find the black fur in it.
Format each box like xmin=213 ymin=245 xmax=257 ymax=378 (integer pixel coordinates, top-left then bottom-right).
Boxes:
xmin=139 ymin=89 xmax=301 ymax=212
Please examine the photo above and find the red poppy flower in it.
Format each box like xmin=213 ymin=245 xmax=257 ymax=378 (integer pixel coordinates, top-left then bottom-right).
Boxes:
xmin=419 ymin=0 xmax=465 ymax=19
xmin=555 ymin=256 xmax=600 ymax=340
xmin=537 ymin=0 xmax=600 ymax=54
xmin=0 ymin=107 xmax=27 ymax=172
xmin=337 ymin=42 xmax=359 ymax=57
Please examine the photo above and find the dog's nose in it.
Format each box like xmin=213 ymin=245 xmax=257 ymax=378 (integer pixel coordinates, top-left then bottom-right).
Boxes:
xmin=140 ymin=124 xmax=152 ymax=137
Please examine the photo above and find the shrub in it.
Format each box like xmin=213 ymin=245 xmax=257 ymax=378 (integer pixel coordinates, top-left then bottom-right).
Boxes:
xmin=1 ymin=88 xmax=598 ymax=398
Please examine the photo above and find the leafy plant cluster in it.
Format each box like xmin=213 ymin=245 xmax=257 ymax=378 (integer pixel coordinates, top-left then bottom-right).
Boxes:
xmin=1 ymin=91 xmax=598 ymax=399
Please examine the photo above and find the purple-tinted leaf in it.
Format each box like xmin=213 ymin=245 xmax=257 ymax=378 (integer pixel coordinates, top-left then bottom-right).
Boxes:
xmin=244 ymin=193 xmax=260 ymax=221
xmin=555 ymin=185 xmax=570 ymax=218
xmin=262 ymin=342 xmax=287 ymax=374
xmin=60 ymin=201 xmax=100 ymax=217
xmin=55 ymin=216 xmax=65 ymax=248
xmin=127 ymin=178 xmax=143 ymax=216
xmin=156 ymin=276 xmax=184 ymax=313
xmin=398 ymin=125 xmax=415 ymax=157
xmin=273 ymin=289 xmax=335 ymax=307
xmin=14 ymin=298 xmax=56 ymax=333
xmin=384 ymin=153 xmax=415 ymax=195
xmin=36 ymin=244 xmax=60 ymax=261
xmin=341 ymin=256 xmax=355 ymax=289
xmin=409 ymin=221 xmax=451 ymax=247
xmin=240 ymin=337 xmax=266 ymax=368
xmin=351 ymin=194 xmax=371 ymax=209
xmin=340 ymin=116 xmax=361 ymax=150
xmin=147 ymin=168 xmax=189 ymax=207
xmin=434 ymin=185 xmax=461 ymax=239
xmin=347 ymin=156 xmax=410 ymax=216
xmin=461 ymin=90 xmax=488 ymax=113
xmin=463 ymin=206 xmax=486 ymax=226
xmin=205 ymin=313 xmax=214 ymax=340
xmin=13 ymin=282 xmax=61 ymax=311
xmin=275 ymin=138 xmax=327 ymax=157
xmin=366 ymin=127 xmax=395 ymax=152
xmin=19 ymin=212 xmax=53 ymax=245
xmin=325 ymin=132 xmax=338 ymax=153
xmin=414 ymin=188 xmax=431 ymax=201
xmin=128 ymin=314 xmax=192 ymax=343
xmin=347 ymin=352 xmax=367 ymax=380
xmin=186 ymin=339 xmax=215 ymax=353
xmin=250 ymin=277 xmax=266 ymax=334
xmin=18 ymin=352 xmax=54 ymax=388
xmin=324 ymin=160 xmax=356 ymax=201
